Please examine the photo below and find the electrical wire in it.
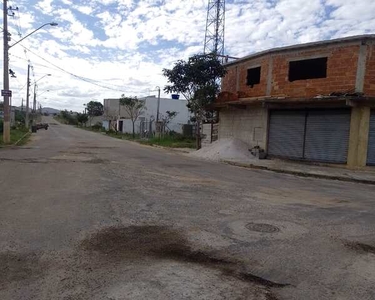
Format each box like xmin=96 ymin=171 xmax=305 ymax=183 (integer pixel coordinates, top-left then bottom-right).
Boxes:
xmin=19 ymin=44 xmax=128 ymax=93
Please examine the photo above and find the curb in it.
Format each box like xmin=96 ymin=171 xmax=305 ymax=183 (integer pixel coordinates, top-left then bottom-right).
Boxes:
xmin=223 ymin=160 xmax=375 ymax=185
xmin=146 ymin=144 xmax=194 ymax=154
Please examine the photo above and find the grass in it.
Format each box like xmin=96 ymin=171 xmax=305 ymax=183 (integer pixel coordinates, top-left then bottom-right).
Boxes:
xmin=77 ymin=125 xmax=195 ymax=149
xmin=140 ymin=135 xmax=196 ymax=149
xmin=0 ymin=128 xmax=31 ymax=147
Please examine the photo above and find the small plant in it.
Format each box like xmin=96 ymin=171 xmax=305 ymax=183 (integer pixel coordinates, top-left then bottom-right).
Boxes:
xmin=119 ymin=95 xmax=146 ymax=138
xmin=91 ymin=122 xmax=103 ymax=131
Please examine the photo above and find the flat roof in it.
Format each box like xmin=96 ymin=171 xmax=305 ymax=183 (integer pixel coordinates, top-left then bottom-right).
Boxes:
xmin=226 ymin=34 xmax=375 ymax=67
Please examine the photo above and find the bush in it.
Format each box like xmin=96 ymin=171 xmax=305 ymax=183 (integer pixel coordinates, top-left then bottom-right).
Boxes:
xmin=91 ymin=122 xmax=103 ymax=131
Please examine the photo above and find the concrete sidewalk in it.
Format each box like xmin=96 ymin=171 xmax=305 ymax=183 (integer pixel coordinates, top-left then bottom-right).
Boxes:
xmin=223 ymin=158 xmax=375 ymax=185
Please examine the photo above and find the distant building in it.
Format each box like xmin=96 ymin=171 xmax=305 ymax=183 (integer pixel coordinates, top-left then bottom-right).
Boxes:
xmin=103 ymin=96 xmax=191 ymax=134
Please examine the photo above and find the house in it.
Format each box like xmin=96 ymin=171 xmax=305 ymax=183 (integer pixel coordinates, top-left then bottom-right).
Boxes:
xmin=214 ymin=35 xmax=375 ymax=168
xmin=103 ymin=98 xmax=131 ymax=131
xmin=104 ymin=96 xmax=191 ymax=134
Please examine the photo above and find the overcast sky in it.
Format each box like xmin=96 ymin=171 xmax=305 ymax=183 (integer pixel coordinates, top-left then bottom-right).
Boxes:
xmin=1 ymin=0 xmax=374 ymax=111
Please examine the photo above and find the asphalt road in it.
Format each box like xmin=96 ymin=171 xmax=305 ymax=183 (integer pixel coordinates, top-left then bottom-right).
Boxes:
xmin=1 ymin=117 xmax=375 ymax=300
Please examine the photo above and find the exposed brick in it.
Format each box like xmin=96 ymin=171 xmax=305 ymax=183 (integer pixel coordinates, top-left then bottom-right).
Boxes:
xmin=218 ymin=42 xmax=375 ymax=102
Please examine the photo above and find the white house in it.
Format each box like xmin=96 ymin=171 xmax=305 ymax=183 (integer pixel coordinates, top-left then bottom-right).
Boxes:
xmin=105 ymin=96 xmax=191 ymax=134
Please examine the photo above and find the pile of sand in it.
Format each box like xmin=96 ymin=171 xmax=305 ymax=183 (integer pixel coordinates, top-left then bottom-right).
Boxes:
xmin=190 ymin=138 xmax=253 ymax=161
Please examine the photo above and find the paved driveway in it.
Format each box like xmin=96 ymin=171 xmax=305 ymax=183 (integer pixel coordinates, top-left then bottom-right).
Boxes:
xmin=1 ymin=117 xmax=375 ymax=300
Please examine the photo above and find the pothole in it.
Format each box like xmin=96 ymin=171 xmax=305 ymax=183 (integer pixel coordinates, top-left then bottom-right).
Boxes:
xmin=344 ymin=241 xmax=375 ymax=254
xmin=245 ymin=223 xmax=280 ymax=233
xmin=80 ymin=225 xmax=289 ymax=289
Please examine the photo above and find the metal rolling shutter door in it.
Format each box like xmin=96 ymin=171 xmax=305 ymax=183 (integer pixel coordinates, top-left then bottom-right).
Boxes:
xmin=268 ymin=110 xmax=305 ymax=159
xmin=367 ymin=110 xmax=375 ymax=166
xmin=304 ymin=110 xmax=350 ymax=163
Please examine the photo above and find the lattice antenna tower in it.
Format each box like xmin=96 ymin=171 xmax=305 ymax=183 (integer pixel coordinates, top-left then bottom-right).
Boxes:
xmin=203 ymin=0 xmax=225 ymax=57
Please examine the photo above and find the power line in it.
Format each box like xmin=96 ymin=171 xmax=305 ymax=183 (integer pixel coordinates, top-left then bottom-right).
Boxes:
xmin=19 ymin=44 xmax=128 ymax=93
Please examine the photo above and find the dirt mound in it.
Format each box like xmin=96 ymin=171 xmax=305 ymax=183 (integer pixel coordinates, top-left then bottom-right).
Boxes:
xmin=190 ymin=138 xmax=253 ymax=161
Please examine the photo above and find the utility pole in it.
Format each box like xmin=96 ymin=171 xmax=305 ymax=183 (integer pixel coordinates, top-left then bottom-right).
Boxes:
xmin=25 ymin=64 xmax=30 ymax=128
xmin=33 ymin=83 xmax=37 ymax=112
xmin=156 ymin=86 xmax=160 ymax=123
xmin=3 ymin=0 xmax=10 ymax=143
xmin=21 ymin=98 xmax=24 ymax=111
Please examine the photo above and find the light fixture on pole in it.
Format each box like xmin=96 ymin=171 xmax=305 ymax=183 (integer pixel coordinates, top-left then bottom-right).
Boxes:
xmin=150 ymin=86 xmax=161 ymax=123
xmin=9 ymin=22 xmax=58 ymax=49
xmin=33 ymin=74 xmax=51 ymax=112
xmin=2 ymin=9 xmax=57 ymax=142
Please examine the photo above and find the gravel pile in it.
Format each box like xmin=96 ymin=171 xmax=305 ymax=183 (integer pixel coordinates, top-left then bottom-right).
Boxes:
xmin=190 ymin=138 xmax=253 ymax=161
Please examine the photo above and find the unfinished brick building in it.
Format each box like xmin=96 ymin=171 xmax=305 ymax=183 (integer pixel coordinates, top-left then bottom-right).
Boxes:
xmin=215 ymin=35 xmax=375 ymax=168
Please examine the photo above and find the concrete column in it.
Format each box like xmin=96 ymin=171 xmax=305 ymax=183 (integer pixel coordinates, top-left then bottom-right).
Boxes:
xmin=235 ymin=66 xmax=240 ymax=92
xmin=266 ymin=57 xmax=273 ymax=96
xmin=347 ymin=106 xmax=371 ymax=168
xmin=355 ymin=43 xmax=367 ymax=93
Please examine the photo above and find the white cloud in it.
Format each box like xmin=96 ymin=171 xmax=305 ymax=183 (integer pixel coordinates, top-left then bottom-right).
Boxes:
xmin=73 ymin=5 xmax=95 ymax=15
xmin=36 ymin=0 xmax=55 ymax=14
xmin=0 ymin=0 xmax=374 ymax=111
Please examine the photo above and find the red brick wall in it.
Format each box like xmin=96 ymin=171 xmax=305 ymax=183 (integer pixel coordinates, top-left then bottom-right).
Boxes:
xmin=272 ymin=46 xmax=359 ymax=97
xmin=220 ymin=43 xmax=362 ymax=100
xmin=236 ymin=58 xmax=269 ymax=98
xmin=221 ymin=66 xmax=236 ymax=93
xmin=221 ymin=58 xmax=269 ymax=98
xmin=364 ymin=44 xmax=375 ymax=95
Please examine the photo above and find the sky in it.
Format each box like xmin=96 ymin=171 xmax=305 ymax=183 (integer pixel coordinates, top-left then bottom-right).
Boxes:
xmin=1 ymin=0 xmax=375 ymax=112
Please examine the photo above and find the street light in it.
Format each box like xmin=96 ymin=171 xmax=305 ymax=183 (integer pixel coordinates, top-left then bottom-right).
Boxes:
xmin=33 ymin=74 xmax=51 ymax=112
xmin=150 ymin=86 xmax=161 ymax=123
xmin=37 ymin=90 xmax=50 ymax=101
xmin=9 ymin=23 xmax=58 ymax=49
xmin=2 ymin=13 xmax=58 ymax=142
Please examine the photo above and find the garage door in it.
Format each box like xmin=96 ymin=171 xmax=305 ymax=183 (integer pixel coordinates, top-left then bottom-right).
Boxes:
xmin=268 ymin=109 xmax=350 ymax=163
xmin=268 ymin=110 xmax=305 ymax=159
xmin=367 ymin=110 xmax=375 ymax=166
xmin=304 ymin=110 xmax=351 ymax=163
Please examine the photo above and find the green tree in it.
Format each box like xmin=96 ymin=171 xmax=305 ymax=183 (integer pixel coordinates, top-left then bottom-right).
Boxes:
xmin=161 ymin=111 xmax=178 ymax=133
xmin=119 ymin=95 xmax=146 ymax=138
xmin=163 ymin=54 xmax=226 ymax=149
xmin=15 ymin=110 xmax=25 ymax=123
xmin=59 ymin=110 xmax=78 ymax=125
xmin=86 ymin=101 xmax=104 ymax=117
xmin=76 ymin=113 xmax=89 ymax=126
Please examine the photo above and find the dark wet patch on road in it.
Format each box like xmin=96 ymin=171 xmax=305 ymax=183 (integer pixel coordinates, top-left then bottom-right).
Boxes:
xmin=0 ymin=252 xmax=47 ymax=288
xmin=80 ymin=225 xmax=289 ymax=292
xmin=161 ymin=163 xmax=199 ymax=168
xmin=345 ymin=241 xmax=375 ymax=255
xmin=76 ymin=146 xmax=117 ymax=149
xmin=59 ymin=150 xmax=95 ymax=155
xmin=0 ymin=157 xmax=109 ymax=164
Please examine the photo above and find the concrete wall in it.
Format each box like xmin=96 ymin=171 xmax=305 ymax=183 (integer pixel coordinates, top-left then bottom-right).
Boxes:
xmin=88 ymin=116 xmax=104 ymax=127
xmin=103 ymin=99 xmax=131 ymax=119
xmin=363 ymin=42 xmax=375 ymax=95
xmin=221 ymin=39 xmax=375 ymax=100
xmin=218 ymin=106 xmax=268 ymax=150
xmin=141 ymin=96 xmax=191 ymax=133
xmin=118 ymin=96 xmax=191 ymax=134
